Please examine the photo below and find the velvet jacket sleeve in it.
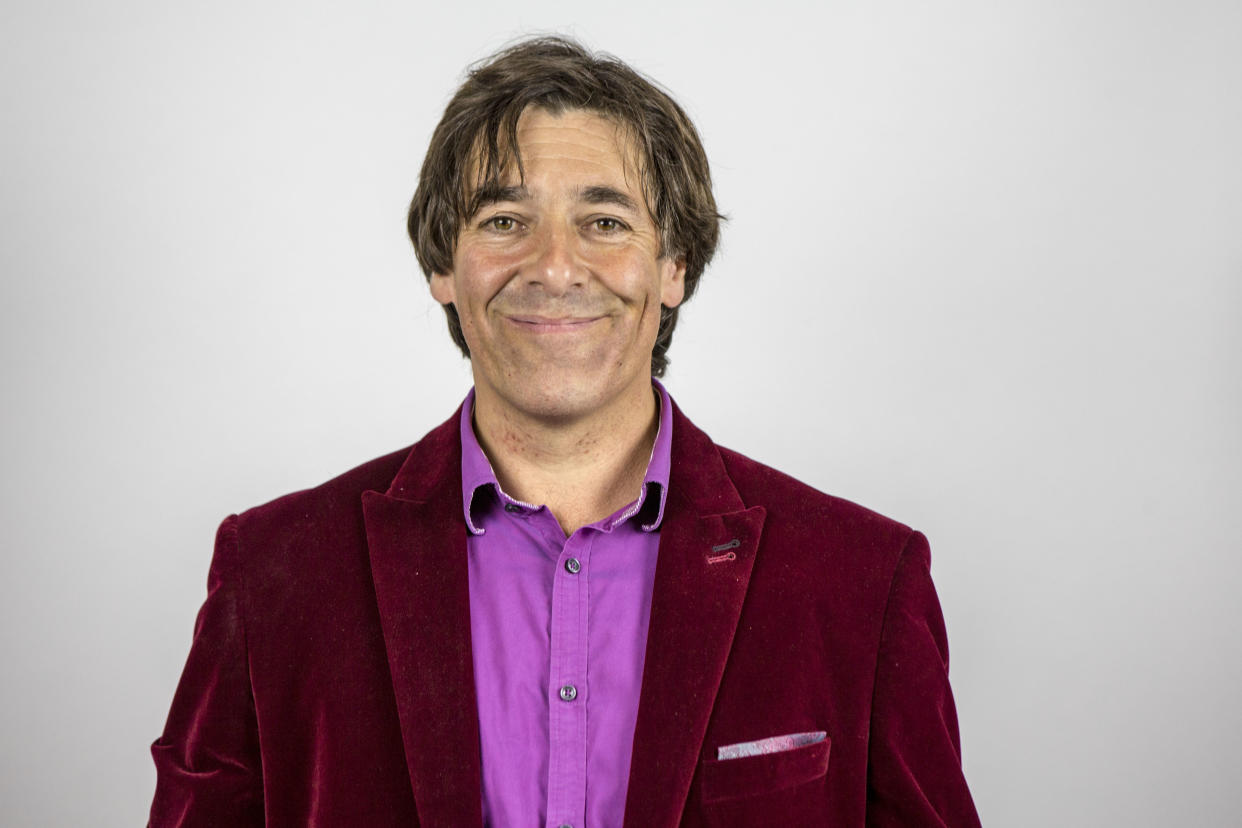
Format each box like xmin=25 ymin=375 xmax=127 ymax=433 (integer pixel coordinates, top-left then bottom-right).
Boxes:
xmin=150 ymin=515 xmax=265 ymax=827
xmin=865 ymin=531 xmax=982 ymax=827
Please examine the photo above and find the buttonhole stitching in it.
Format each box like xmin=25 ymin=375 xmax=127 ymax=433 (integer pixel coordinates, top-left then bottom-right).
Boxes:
xmin=707 ymin=538 xmax=741 ymax=564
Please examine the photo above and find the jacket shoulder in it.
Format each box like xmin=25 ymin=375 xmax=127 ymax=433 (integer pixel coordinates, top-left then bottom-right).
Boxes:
xmin=233 ymin=445 xmax=413 ymax=541
xmin=715 ymin=444 xmax=917 ymax=555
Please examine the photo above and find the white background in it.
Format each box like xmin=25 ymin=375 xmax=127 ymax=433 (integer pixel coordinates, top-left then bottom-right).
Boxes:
xmin=2 ymin=1 xmax=1239 ymax=825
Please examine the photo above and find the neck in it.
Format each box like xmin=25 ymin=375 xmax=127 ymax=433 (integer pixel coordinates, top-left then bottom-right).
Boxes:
xmin=471 ymin=379 xmax=660 ymax=536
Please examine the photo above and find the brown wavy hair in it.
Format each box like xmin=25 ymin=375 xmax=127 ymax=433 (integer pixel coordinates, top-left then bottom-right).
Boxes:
xmin=407 ymin=36 xmax=722 ymax=378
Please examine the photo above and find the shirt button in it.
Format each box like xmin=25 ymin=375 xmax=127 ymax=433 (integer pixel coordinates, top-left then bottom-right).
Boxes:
xmin=504 ymin=503 xmax=522 ymax=513
xmin=558 ymin=684 xmax=577 ymax=702
xmin=564 ymin=557 xmax=581 ymax=574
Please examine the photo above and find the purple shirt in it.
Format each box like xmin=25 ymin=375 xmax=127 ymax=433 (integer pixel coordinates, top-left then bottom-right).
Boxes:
xmin=460 ymin=382 xmax=672 ymax=828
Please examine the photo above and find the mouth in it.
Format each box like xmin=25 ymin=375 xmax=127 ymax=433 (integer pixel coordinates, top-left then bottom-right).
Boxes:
xmin=505 ymin=315 xmax=605 ymax=333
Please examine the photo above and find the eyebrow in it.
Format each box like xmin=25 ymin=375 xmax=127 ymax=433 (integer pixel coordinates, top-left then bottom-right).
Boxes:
xmin=469 ymin=184 xmax=530 ymax=215
xmin=467 ymin=183 xmax=641 ymax=216
xmin=576 ymin=185 xmax=639 ymax=213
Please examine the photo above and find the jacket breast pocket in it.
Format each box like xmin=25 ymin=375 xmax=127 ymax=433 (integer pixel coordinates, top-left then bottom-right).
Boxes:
xmin=699 ymin=733 xmax=831 ymax=806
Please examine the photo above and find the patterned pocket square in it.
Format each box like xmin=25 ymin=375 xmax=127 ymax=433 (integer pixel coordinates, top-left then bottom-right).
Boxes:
xmin=716 ymin=730 xmax=828 ymax=760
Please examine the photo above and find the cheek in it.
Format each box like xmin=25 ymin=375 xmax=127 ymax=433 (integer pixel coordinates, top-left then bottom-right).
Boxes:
xmin=453 ymin=248 xmax=519 ymax=311
xmin=587 ymin=248 xmax=663 ymax=299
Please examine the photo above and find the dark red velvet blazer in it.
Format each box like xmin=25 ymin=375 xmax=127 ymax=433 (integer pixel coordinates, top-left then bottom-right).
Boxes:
xmin=150 ymin=401 xmax=981 ymax=827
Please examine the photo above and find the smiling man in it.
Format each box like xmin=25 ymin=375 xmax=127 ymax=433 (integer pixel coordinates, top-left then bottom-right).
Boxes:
xmin=427 ymin=107 xmax=686 ymax=536
xmin=150 ymin=37 xmax=982 ymax=827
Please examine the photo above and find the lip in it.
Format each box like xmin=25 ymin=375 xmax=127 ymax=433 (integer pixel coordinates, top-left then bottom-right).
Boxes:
xmin=505 ymin=315 xmax=605 ymax=332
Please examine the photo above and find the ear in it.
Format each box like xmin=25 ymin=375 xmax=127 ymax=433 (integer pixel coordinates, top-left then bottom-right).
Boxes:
xmin=660 ymin=257 xmax=687 ymax=308
xmin=429 ymin=271 xmax=456 ymax=306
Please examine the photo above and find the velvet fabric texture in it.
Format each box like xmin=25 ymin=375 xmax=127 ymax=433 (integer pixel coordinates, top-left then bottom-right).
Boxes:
xmin=150 ymin=402 xmax=982 ymax=827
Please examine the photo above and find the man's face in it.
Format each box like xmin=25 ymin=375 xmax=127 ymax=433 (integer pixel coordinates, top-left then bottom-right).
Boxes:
xmin=430 ymin=107 xmax=685 ymax=421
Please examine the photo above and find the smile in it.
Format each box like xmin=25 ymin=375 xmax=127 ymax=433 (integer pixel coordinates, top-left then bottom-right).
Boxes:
xmin=505 ymin=315 xmax=605 ymax=333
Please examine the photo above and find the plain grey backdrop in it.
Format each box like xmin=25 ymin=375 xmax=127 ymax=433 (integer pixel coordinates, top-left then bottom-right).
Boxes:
xmin=3 ymin=1 xmax=1239 ymax=825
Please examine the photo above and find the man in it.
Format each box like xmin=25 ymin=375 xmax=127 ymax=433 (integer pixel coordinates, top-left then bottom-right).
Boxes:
xmin=150 ymin=37 xmax=982 ymax=827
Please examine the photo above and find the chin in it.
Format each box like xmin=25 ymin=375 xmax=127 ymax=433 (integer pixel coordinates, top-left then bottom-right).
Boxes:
xmin=501 ymin=361 xmax=635 ymax=420
xmin=513 ymin=378 xmax=610 ymax=420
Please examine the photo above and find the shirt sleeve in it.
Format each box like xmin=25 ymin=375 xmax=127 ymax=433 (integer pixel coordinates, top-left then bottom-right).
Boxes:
xmin=865 ymin=531 xmax=982 ymax=827
xmin=149 ymin=514 xmax=265 ymax=827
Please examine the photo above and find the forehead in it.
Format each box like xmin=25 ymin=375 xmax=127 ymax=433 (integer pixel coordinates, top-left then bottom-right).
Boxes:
xmin=470 ymin=107 xmax=644 ymax=194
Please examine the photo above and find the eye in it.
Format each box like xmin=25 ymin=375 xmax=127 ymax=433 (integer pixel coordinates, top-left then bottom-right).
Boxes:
xmin=592 ymin=217 xmax=626 ymax=233
xmin=482 ymin=215 xmax=518 ymax=232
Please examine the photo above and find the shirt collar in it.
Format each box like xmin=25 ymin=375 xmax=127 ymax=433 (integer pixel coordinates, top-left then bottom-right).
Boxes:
xmin=459 ymin=380 xmax=674 ymax=535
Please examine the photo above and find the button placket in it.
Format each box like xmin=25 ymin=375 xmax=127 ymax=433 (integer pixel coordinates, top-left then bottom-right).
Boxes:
xmin=546 ymin=531 xmax=591 ymax=828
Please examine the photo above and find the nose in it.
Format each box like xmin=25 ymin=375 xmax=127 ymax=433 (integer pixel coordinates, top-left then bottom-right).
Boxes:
xmin=526 ymin=223 xmax=585 ymax=297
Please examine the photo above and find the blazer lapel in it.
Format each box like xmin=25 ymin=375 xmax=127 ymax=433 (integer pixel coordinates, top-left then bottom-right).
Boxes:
xmin=623 ymin=404 xmax=767 ymax=827
xmin=362 ymin=409 xmax=484 ymax=828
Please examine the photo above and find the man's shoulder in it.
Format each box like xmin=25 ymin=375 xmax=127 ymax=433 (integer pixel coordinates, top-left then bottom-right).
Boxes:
xmin=233 ymin=444 xmax=415 ymax=536
xmin=234 ymin=407 xmax=461 ymax=535
xmin=694 ymin=438 xmax=925 ymax=622
xmin=713 ymin=442 xmax=916 ymax=552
